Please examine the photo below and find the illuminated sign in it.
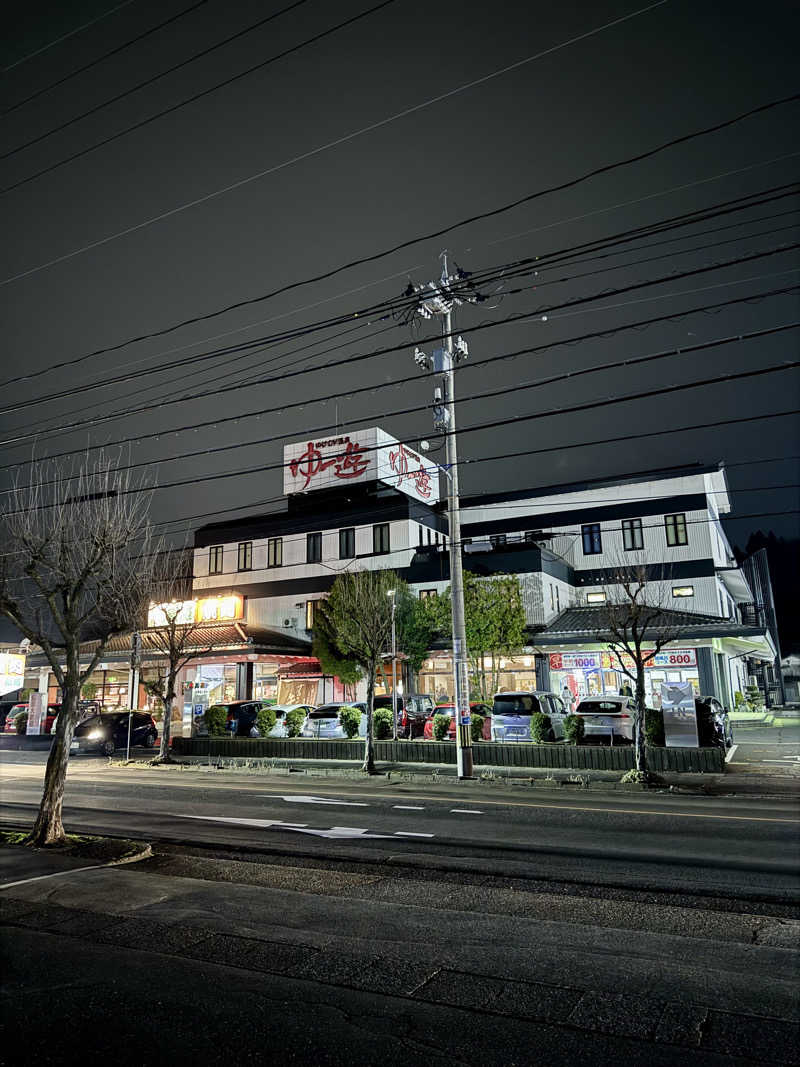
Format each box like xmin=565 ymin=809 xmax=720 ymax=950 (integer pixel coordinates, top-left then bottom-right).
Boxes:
xmin=549 ymin=648 xmax=697 ymax=672
xmin=147 ymin=596 xmax=243 ymax=628
xmin=0 ymin=652 xmax=26 ymax=697
xmin=283 ymin=427 xmax=439 ymax=504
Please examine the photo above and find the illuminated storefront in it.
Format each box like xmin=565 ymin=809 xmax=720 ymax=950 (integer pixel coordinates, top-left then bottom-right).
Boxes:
xmin=547 ymin=649 xmax=700 ymax=708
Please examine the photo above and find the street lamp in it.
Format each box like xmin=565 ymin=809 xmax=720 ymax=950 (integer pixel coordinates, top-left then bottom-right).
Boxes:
xmin=387 ymin=588 xmax=397 ymax=741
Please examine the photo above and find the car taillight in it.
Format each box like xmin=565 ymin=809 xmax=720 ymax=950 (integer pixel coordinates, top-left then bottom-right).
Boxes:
xmin=618 ymin=713 xmax=630 ymax=719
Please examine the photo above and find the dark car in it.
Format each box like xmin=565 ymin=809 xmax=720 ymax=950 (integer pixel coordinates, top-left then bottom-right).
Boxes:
xmin=373 ymin=693 xmax=435 ymax=739
xmin=220 ymin=700 xmax=265 ymax=737
xmin=44 ymin=699 xmax=102 ymax=735
xmin=696 ymin=696 xmax=734 ymax=748
xmin=71 ymin=712 xmax=158 ymax=756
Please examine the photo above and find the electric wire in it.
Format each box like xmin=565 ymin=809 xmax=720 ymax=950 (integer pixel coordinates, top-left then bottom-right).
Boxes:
xmin=1 ymin=0 xmax=136 ymax=73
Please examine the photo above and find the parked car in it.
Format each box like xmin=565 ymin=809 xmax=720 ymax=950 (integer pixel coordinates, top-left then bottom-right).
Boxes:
xmin=373 ymin=693 xmax=435 ymax=739
xmin=43 ymin=700 xmax=102 ymax=735
xmin=216 ymin=700 xmax=265 ymax=737
xmin=490 ymin=691 xmax=568 ymax=742
xmin=0 ymin=699 xmax=19 ymax=732
xmin=2 ymin=703 xmax=30 ymax=733
xmin=267 ymin=704 xmax=315 ymax=737
xmin=423 ymin=702 xmax=493 ymax=740
xmin=301 ymin=703 xmax=367 ymax=739
xmin=573 ymin=696 xmax=636 ymax=743
xmin=695 ymin=695 xmax=734 ymax=748
xmin=71 ymin=712 xmax=158 ymax=755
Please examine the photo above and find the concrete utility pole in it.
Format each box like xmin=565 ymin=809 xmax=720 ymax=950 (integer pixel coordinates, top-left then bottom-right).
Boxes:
xmin=411 ymin=253 xmax=473 ymax=778
xmin=388 ymin=588 xmax=398 ymax=740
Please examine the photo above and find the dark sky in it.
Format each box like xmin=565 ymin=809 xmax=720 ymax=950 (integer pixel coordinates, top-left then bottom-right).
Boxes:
xmin=1 ymin=0 xmax=798 ymax=564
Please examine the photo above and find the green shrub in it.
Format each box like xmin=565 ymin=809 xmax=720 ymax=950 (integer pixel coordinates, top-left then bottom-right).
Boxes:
xmin=470 ymin=714 xmax=485 ymax=743
xmin=529 ymin=711 xmax=553 ymax=743
xmin=338 ymin=705 xmax=362 ymax=739
xmin=733 ymin=691 xmax=745 ymax=707
xmin=15 ymin=712 xmax=28 ymax=735
xmin=563 ymin=714 xmax=585 ymax=745
xmin=644 ymin=707 xmax=665 ymax=747
xmin=205 ymin=705 xmax=228 ymax=737
xmin=284 ymin=708 xmax=306 ymax=737
xmin=432 ymin=713 xmax=451 ymax=740
xmin=257 ymin=706 xmax=277 ymax=737
xmin=373 ymin=706 xmax=393 ymax=739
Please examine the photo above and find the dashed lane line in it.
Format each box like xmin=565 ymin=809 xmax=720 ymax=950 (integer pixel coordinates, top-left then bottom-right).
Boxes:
xmin=394 ymin=831 xmax=435 ymax=838
xmin=450 ymin=809 xmax=483 ymax=815
xmin=725 ymin=745 xmax=738 ymax=763
xmin=394 ymin=805 xmax=425 ymax=810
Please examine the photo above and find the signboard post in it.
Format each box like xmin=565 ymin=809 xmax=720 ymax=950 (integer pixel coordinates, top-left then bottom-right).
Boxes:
xmin=661 ymin=681 xmax=699 ymax=748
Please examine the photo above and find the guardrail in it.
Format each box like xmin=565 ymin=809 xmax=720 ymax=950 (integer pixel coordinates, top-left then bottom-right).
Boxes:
xmin=171 ymin=737 xmax=725 ymax=773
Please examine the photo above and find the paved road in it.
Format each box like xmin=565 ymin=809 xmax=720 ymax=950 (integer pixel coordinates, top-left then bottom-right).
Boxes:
xmin=2 ymin=754 xmax=799 ymax=903
xmin=727 ymin=723 xmax=800 ymax=772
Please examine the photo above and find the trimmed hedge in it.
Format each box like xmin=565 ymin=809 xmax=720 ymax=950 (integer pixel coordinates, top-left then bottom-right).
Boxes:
xmin=432 ymin=713 xmax=452 ymax=741
xmin=338 ymin=705 xmax=362 ymax=739
xmin=470 ymin=714 xmax=485 ymax=743
xmin=529 ymin=712 xmax=552 ymax=743
xmin=373 ymin=707 xmax=393 ymax=739
xmin=563 ymin=715 xmax=585 ymax=745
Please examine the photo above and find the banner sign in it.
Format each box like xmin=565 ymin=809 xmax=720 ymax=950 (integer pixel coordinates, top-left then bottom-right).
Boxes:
xmin=549 ymin=649 xmax=697 ymax=672
xmin=0 ymin=652 xmax=25 ymax=696
xmin=283 ymin=427 xmax=439 ymax=503
xmin=661 ymin=680 xmax=699 ymax=748
xmin=27 ymin=692 xmax=44 ymax=736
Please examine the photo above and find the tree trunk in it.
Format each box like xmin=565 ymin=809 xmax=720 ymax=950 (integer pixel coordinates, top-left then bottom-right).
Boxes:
xmin=362 ymin=664 xmax=376 ymax=775
xmin=156 ymin=676 xmax=178 ymax=763
xmin=29 ymin=673 xmax=78 ymax=846
xmin=634 ymin=660 xmax=648 ymax=774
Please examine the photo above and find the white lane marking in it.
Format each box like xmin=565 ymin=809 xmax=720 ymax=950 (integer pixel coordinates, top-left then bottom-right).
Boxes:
xmin=725 ymin=745 xmax=738 ymax=763
xmin=393 ymin=805 xmax=424 ymax=810
xmin=394 ymin=831 xmax=434 ymax=838
xmin=167 ymin=814 xmax=389 ymax=839
xmin=255 ymin=794 xmax=368 ymax=807
xmin=171 ymin=814 xmax=305 ymax=829
xmin=450 ymin=809 xmax=483 ymax=814
xmin=280 ymin=826 xmax=392 ymax=840
xmin=0 ymin=864 xmax=106 ymax=891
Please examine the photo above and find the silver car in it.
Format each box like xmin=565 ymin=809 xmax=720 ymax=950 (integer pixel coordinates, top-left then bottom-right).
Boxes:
xmin=300 ymin=702 xmax=367 ymax=739
xmin=574 ymin=696 xmax=636 ymax=743
xmin=268 ymin=704 xmax=315 ymax=738
xmin=491 ymin=691 xmax=568 ymax=742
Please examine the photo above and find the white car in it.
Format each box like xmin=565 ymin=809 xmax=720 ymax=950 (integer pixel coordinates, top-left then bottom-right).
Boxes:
xmin=300 ymin=703 xmax=367 ymax=739
xmin=268 ymin=704 xmax=315 ymax=737
xmin=574 ymin=696 xmax=636 ymax=743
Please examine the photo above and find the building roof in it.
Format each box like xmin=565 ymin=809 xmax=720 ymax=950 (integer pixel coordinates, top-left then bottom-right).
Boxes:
xmin=534 ymin=604 xmax=770 ymax=644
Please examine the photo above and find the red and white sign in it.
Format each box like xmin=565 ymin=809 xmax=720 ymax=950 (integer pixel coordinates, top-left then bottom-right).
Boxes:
xmin=283 ymin=427 xmax=439 ymax=503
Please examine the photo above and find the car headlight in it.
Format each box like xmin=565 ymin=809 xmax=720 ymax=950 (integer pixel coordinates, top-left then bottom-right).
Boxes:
xmin=86 ymin=730 xmax=103 ymax=740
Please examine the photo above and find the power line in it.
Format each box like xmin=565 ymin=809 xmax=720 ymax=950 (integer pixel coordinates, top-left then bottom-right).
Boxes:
xmin=1 ymin=0 xmax=365 ymax=171
xmin=3 ymin=281 xmax=795 ymax=462
xmin=1 ymin=0 xmax=210 ymax=116
xmin=3 ymin=62 xmax=793 ymax=290
xmin=1 ymin=0 xmax=136 ymax=73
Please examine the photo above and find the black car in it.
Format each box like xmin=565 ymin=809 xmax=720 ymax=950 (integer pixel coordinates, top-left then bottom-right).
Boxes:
xmin=71 ymin=712 xmax=158 ymax=756
xmin=373 ymin=694 xmax=435 ymax=739
xmin=221 ymin=700 xmax=264 ymax=737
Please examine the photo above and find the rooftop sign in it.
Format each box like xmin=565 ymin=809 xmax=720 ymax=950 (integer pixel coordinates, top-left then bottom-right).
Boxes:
xmin=283 ymin=427 xmax=439 ymax=504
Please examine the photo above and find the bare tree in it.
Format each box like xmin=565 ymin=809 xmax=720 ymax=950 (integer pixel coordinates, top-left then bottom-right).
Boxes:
xmin=138 ymin=548 xmax=210 ymax=763
xmin=324 ymin=568 xmax=396 ymax=774
xmin=597 ymin=559 xmax=687 ymax=779
xmin=0 ymin=454 xmax=157 ymax=845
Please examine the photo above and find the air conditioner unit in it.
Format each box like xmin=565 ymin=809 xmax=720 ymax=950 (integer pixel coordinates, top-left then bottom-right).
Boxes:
xmin=283 ymin=618 xmax=293 ymax=628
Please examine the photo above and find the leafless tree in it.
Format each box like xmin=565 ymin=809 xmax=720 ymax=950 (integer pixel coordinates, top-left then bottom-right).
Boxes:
xmin=596 ymin=559 xmax=688 ymax=778
xmin=325 ymin=568 xmax=396 ymax=774
xmin=138 ymin=548 xmax=211 ymax=763
xmin=0 ymin=454 xmax=158 ymax=845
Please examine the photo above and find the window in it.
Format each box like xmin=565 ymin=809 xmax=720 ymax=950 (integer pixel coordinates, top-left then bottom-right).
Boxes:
xmin=672 ymin=586 xmax=694 ymax=598
xmin=209 ymin=545 xmax=224 ymax=574
xmin=373 ymin=523 xmax=390 ymax=554
xmin=665 ymin=513 xmax=688 ymax=547
xmin=489 ymin=533 xmax=507 ymax=548
xmin=237 ymin=541 xmax=252 ymax=571
xmin=622 ymin=518 xmax=643 ymax=551
xmin=587 ymin=591 xmax=607 ymax=604
xmin=549 ymin=585 xmax=555 ymax=611
xmin=427 ymin=528 xmax=432 ymax=545
xmin=305 ymin=600 xmax=320 ymax=629
xmin=435 ymin=531 xmax=440 ymax=545
xmin=307 ymin=532 xmax=322 ymax=563
xmin=582 ymin=523 xmax=602 ymax=555
xmin=418 ymin=525 xmax=424 ymax=546
xmin=339 ymin=527 xmax=355 ymax=559
xmin=556 ymin=586 xmax=560 ymax=611
xmin=267 ymin=537 xmax=282 ymax=568
xmin=419 ymin=588 xmax=437 ymax=600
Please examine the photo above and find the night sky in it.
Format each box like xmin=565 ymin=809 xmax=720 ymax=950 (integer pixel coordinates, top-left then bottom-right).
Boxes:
xmin=1 ymin=0 xmax=798 ymax=572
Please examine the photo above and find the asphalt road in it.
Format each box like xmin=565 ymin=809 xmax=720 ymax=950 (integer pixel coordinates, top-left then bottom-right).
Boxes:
xmin=2 ymin=753 xmax=799 ymax=903
xmin=727 ymin=724 xmax=800 ymax=771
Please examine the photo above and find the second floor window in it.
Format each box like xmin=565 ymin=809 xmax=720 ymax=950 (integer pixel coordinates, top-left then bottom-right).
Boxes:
xmin=339 ymin=527 xmax=355 ymax=559
xmin=307 ymin=532 xmax=322 ymax=563
xmin=665 ymin=513 xmax=688 ymax=547
xmin=582 ymin=523 xmax=602 ymax=555
xmin=622 ymin=518 xmax=643 ymax=551
xmin=373 ymin=523 xmax=390 ymax=554
xmin=267 ymin=537 xmax=282 ymax=568
xmin=209 ymin=545 xmax=224 ymax=574
xmin=419 ymin=588 xmax=437 ymax=600
xmin=237 ymin=541 xmax=252 ymax=571
xmin=489 ymin=534 xmax=507 ymax=548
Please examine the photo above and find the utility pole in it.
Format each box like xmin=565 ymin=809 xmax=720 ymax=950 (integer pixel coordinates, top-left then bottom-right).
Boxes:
xmin=388 ymin=588 xmax=398 ymax=741
xmin=411 ymin=253 xmax=473 ymax=778
xmin=126 ymin=630 xmax=141 ymax=762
